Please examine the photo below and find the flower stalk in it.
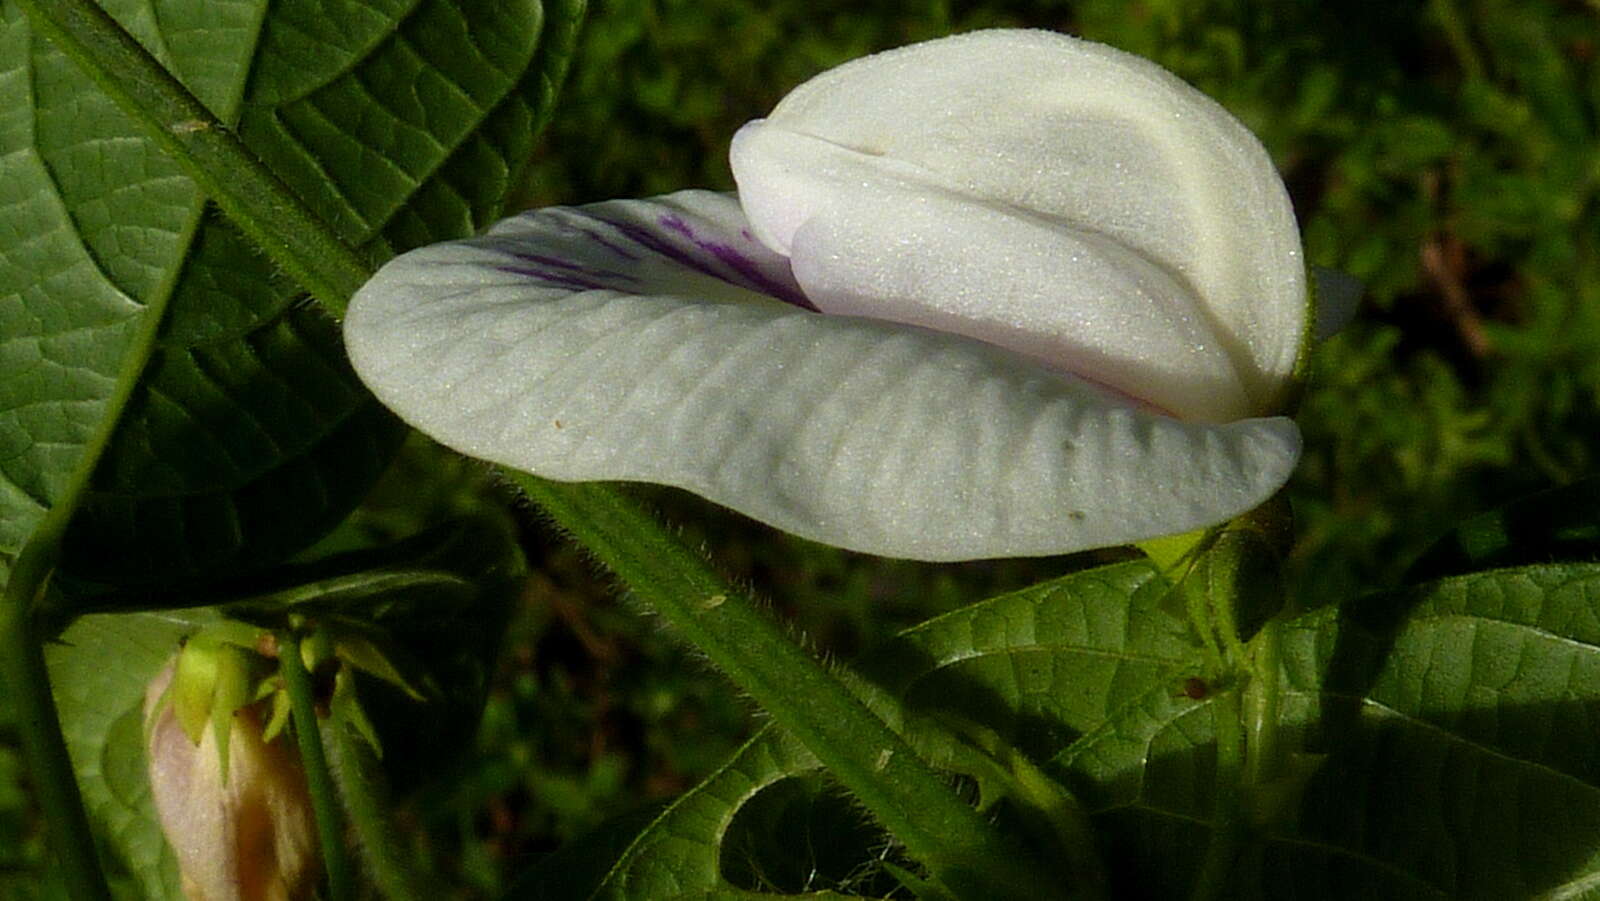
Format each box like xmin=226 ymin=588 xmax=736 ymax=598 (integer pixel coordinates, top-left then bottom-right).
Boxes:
xmin=1173 ymin=513 xmax=1295 ymax=898
xmin=510 ymin=473 xmax=1066 ymax=900
xmin=278 ymin=630 xmax=356 ymax=901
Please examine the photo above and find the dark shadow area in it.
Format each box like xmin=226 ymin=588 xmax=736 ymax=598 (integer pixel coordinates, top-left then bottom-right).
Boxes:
xmin=1403 ymin=476 xmax=1600 ymax=583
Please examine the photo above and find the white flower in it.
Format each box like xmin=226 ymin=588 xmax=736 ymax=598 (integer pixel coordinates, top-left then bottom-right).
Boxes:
xmin=344 ymin=29 xmax=1314 ymax=561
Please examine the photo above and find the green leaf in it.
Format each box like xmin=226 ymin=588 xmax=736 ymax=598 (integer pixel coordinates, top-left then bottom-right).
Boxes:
xmin=878 ymin=558 xmax=1600 ymax=897
xmin=717 ymin=772 xmax=906 ymax=898
xmin=862 ymin=560 xmax=1193 ymax=770
xmin=1252 ymin=564 xmax=1600 ymax=899
xmin=973 ymin=560 xmax=1600 ymax=898
xmin=860 ymin=560 xmax=1198 ymax=894
xmin=59 ymin=307 xmax=410 ymax=589
xmin=586 ymin=723 xmax=876 ymax=900
xmin=0 ymin=2 xmax=145 ymax=562
xmin=3 ymin=0 xmax=584 ymax=596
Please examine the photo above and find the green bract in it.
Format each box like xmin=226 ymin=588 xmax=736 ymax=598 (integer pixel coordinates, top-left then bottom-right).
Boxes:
xmin=344 ymin=30 xmax=1311 ymax=561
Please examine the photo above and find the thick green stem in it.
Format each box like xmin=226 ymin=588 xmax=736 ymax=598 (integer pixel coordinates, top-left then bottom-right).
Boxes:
xmin=1180 ymin=525 xmax=1292 ymax=899
xmin=15 ymin=0 xmax=374 ymax=316
xmin=278 ymin=631 xmax=356 ymax=901
xmin=0 ymin=559 xmax=108 ymax=901
xmin=1189 ymin=688 xmax=1247 ymax=901
xmin=508 ymin=473 xmax=1064 ymax=901
xmin=1243 ymin=620 xmax=1284 ymax=792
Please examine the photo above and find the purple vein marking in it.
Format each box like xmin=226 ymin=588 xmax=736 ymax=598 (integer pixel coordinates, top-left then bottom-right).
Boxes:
xmin=702 ymin=240 xmax=816 ymax=311
xmin=648 ymin=213 xmax=818 ymax=311
xmin=493 ymin=265 xmax=612 ymax=292
xmin=577 ymin=225 xmax=642 ymax=261
xmin=657 ymin=216 xmax=695 ymax=239
xmin=499 ymin=249 xmax=640 ymax=284
xmin=540 ymin=208 xmax=644 ymax=261
xmin=592 ymin=214 xmax=729 ymax=283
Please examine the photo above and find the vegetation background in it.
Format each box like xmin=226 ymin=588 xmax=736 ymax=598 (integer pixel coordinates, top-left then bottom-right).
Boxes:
xmin=2 ymin=0 xmax=1596 ymax=895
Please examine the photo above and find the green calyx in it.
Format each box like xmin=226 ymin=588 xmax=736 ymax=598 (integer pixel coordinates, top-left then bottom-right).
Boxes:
xmin=155 ymin=615 xmax=432 ymax=780
xmin=168 ymin=632 xmax=260 ymax=781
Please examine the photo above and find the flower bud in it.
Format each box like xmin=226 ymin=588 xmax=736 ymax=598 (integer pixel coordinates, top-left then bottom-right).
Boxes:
xmin=144 ymin=655 xmax=318 ymax=901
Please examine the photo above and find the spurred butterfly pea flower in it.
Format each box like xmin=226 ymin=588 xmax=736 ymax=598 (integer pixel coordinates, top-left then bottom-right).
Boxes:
xmin=345 ymin=30 xmax=1327 ymax=561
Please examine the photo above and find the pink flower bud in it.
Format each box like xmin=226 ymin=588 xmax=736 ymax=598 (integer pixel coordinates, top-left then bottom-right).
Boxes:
xmin=144 ymin=659 xmax=319 ymax=901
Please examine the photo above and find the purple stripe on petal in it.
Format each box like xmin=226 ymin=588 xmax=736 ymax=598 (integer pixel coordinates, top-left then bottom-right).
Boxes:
xmin=593 ymin=215 xmax=731 ymax=285
xmin=499 ymin=249 xmax=641 ymax=284
xmin=493 ymin=266 xmax=612 ymax=292
xmin=659 ymin=215 xmax=695 ymax=238
xmin=702 ymin=241 xmax=817 ymax=311
xmin=577 ymin=225 xmax=642 ymax=261
xmin=648 ymin=214 xmax=817 ymax=311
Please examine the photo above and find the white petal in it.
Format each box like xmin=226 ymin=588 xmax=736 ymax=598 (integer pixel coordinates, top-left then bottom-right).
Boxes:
xmin=732 ymin=123 xmax=1251 ymax=421
xmin=346 ymin=191 xmax=1301 ymax=561
xmin=730 ymin=29 xmax=1306 ymax=421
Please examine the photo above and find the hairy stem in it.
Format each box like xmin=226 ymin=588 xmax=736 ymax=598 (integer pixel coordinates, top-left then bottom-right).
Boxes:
xmin=507 ymin=473 xmax=1065 ymax=901
xmin=327 ymin=709 xmax=438 ymax=901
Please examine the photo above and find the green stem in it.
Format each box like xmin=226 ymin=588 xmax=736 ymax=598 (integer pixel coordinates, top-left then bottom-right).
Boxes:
xmin=1180 ymin=527 xmax=1292 ymax=899
xmin=327 ymin=708 xmax=436 ymax=901
xmin=278 ymin=631 xmax=356 ymax=901
xmin=507 ymin=473 xmax=1063 ymax=901
xmin=1243 ymin=620 xmax=1283 ymax=792
xmin=16 ymin=0 xmax=374 ymax=316
xmin=0 ymin=561 xmax=108 ymax=901
xmin=1189 ymin=687 xmax=1247 ymax=901
xmin=1427 ymin=0 xmax=1485 ymax=80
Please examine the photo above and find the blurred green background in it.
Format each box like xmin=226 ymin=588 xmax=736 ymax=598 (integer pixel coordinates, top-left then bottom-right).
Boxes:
xmin=4 ymin=0 xmax=1597 ymax=896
